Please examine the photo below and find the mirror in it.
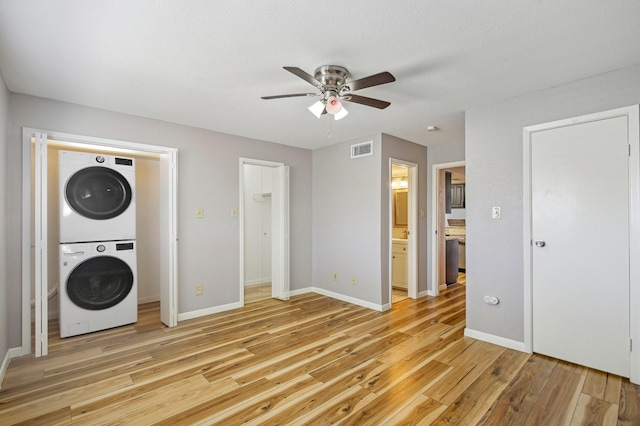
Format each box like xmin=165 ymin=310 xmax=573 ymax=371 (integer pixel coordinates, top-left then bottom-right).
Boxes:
xmin=394 ymin=190 xmax=408 ymax=226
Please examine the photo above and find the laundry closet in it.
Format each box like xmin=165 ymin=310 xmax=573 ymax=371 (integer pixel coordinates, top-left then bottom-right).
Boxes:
xmin=43 ymin=142 xmax=161 ymax=336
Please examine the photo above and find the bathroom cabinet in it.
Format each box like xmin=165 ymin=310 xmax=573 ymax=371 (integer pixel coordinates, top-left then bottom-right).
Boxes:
xmin=392 ymin=240 xmax=408 ymax=289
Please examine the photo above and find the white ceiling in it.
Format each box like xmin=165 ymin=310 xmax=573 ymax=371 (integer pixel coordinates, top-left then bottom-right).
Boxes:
xmin=1 ymin=1 xmax=639 ymax=150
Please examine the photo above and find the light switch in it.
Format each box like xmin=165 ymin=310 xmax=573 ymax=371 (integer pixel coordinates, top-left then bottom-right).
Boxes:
xmin=231 ymin=208 xmax=238 ymax=218
xmin=491 ymin=206 xmax=501 ymax=219
xmin=196 ymin=208 xmax=204 ymax=218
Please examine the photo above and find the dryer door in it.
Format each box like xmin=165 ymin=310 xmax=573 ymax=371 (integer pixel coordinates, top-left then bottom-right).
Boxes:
xmin=65 ymin=166 xmax=133 ymax=220
xmin=66 ymin=256 xmax=134 ymax=310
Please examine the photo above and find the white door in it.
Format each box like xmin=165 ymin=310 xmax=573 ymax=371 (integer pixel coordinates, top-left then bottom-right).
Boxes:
xmin=271 ymin=165 xmax=290 ymax=300
xmin=160 ymin=151 xmax=178 ymax=327
xmin=531 ymin=115 xmax=630 ymax=376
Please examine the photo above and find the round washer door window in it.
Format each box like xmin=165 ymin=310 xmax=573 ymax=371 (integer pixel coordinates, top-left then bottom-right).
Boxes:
xmin=65 ymin=166 xmax=132 ymax=220
xmin=67 ymin=256 xmax=134 ymax=310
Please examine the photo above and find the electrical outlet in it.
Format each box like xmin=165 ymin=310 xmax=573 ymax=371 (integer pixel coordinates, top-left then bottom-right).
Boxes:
xmin=196 ymin=284 xmax=204 ymax=296
xmin=351 ymin=276 xmax=357 ymax=285
xmin=332 ymin=273 xmax=338 ymax=281
xmin=483 ymin=295 xmax=499 ymax=305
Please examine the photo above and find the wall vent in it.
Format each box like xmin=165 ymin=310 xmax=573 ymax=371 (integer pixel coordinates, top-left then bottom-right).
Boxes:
xmin=351 ymin=141 xmax=373 ymax=159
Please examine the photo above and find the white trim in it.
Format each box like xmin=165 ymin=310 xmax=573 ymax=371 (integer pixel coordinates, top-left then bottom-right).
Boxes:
xmin=312 ymin=287 xmax=389 ymax=312
xmin=244 ymin=278 xmax=272 ymax=286
xmin=289 ymin=287 xmax=313 ymax=297
xmin=178 ymin=302 xmax=243 ymax=321
xmin=1 ymin=347 xmax=27 ymax=389
xmin=464 ymin=328 xmax=528 ymax=353
xmin=424 ymin=290 xmax=436 ymax=297
xmin=21 ymin=127 xmax=179 ymax=357
xmin=138 ymin=296 xmax=161 ymax=304
xmin=430 ymin=161 xmax=465 ymax=296
xmin=523 ymin=105 xmax=640 ymax=384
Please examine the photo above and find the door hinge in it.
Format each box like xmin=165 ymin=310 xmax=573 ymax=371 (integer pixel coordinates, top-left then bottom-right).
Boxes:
xmin=629 ymin=144 xmax=631 ymax=157
xmin=631 ymin=338 xmax=633 ymax=352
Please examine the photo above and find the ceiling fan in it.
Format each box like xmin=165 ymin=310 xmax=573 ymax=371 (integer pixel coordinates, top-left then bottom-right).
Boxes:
xmin=261 ymin=65 xmax=396 ymax=120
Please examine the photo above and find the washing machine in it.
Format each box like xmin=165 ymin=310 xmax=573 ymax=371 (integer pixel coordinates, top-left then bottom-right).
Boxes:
xmin=59 ymin=240 xmax=137 ymax=338
xmin=59 ymin=150 xmax=136 ymax=243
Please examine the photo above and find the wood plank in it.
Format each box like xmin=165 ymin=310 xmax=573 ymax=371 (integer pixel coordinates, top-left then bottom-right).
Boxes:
xmin=568 ymin=394 xmax=618 ymax=426
xmin=431 ymin=349 xmax=530 ymax=425
xmin=478 ymin=353 xmax=558 ymax=426
xmin=618 ymin=379 xmax=640 ymax=425
xmin=521 ymin=361 xmax=585 ymax=426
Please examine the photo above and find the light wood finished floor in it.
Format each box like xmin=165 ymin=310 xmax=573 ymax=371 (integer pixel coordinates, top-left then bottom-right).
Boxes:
xmin=245 ymin=283 xmax=273 ymax=304
xmin=2 ymin=284 xmax=639 ymax=425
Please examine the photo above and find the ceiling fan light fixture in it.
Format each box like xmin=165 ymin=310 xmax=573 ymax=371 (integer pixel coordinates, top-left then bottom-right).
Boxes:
xmin=325 ymin=95 xmax=342 ymax=115
xmin=334 ymin=106 xmax=348 ymax=120
xmin=308 ymin=100 xmax=325 ymax=118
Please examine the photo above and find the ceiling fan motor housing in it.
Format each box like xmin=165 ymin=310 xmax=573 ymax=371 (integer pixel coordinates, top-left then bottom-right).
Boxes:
xmin=314 ymin=65 xmax=350 ymax=91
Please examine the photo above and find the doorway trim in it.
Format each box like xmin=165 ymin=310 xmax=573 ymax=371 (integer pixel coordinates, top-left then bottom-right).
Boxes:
xmin=430 ymin=160 xmax=465 ymax=296
xmin=389 ymin=158 xmax=418 ymax=301
xmin=21 ymin=128 xmax=179 ymax=357
xmin=239 ymin=158 xmax=290 ymax=305
xmin=523 ymin=105 xmax=640 ymax=383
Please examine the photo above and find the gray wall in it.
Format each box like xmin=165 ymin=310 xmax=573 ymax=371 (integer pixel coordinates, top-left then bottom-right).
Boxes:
xmin=426 ymin=140 xmax=465 ymax=293
xmin=6 ymin=94 xmax=312 ymax=347
xmin=381 ymin=133 xmax=428 ymax=302
xmin=0 ymin=73 xmax=9 ymax=366
xmin=465 ymin=63 xmax=640 ymax=343
xmin=312 ymin=135 xmax=383 ymax=305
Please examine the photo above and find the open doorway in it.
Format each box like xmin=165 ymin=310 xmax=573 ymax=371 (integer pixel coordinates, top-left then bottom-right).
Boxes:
xmin=240 ymin=158 xmax=290 ymax=305
xmin=431 ymin=161 xmax=466 ymax=296
xmin=390 ymin=159 xmax=418 ymax=304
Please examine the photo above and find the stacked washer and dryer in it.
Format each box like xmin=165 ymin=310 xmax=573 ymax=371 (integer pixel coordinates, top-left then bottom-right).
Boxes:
xmin=58 ymin=150 xmax=138 ymax=338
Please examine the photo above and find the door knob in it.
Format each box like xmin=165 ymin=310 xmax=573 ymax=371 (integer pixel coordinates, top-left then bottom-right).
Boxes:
xmin=534 ymin=240 xmax=546 ymax=247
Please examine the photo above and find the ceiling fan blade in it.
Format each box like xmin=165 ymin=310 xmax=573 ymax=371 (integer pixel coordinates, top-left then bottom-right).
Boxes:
xmin=283 ymin=66 xmax=323 ymax=87
xmin=343 ymin=94 xmax=391 ymax=109
xmin=344 ymin=71 xmax=395 ymax=92
xmin=261 ymin=93 xmax=317 ymax=100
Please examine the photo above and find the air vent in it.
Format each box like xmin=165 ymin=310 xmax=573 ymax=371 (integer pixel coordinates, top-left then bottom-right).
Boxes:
xmin=351 ymin=141 xmax=373 ymax=159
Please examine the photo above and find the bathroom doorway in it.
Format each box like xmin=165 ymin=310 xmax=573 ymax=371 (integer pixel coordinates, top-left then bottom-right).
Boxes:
xmin=390 ymin=159 xmax=418 ymax=304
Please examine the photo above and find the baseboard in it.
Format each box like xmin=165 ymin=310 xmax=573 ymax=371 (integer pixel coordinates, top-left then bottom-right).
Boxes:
xmin=178 ymin=301 xmax=243 ymax=321
xmin=0 ymin=347 xmax=27 ymax=389
xmin=244 ymin=278 xmax=271 ymax=286
xmin=289 ymin=287 xmax=313 ymax=297
xmin=0 ymin=350 xmax=10 ymax=389
xmin=138 ymin=296 xmax=160 ymax=304
xmin=422 ymin=290 xmax=435 ymax=297
xmin=464 ymin=328 xmax=529 ymax=353
xmin=311 ymin=287 xmax=386 ymax=312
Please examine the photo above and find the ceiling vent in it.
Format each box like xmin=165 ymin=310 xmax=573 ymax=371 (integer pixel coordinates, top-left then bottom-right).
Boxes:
xmin=351 ymin=141 xmax=373 ymax=159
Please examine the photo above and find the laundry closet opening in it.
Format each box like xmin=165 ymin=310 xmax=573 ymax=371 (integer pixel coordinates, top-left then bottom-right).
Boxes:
xmin=23 ymin=129 xmax=178 ymax=357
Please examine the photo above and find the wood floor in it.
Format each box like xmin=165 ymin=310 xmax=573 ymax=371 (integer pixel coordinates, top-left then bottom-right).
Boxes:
xmin=1 ymin=283 xmax=639 ymax=425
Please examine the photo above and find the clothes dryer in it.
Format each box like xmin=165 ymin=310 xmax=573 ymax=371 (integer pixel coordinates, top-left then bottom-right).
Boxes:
xmin=59 ymin=240 xmax=137 ymax=338
xmin=59 ymin=150 xmax=136 ymax=243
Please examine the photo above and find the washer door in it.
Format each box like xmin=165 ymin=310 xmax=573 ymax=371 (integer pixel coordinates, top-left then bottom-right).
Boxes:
xmin=65 ymin=166 xmax=132 ymax=220
xmin=66 ymin=256 xmax=134 ymax=310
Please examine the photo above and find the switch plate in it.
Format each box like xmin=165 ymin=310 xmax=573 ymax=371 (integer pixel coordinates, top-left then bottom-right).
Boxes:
xmin=231 ymin=208 xmax=238 ymax=218
xmin=491 ymin=206 xmax=501 ymax=219
xmin=196 ymin=207 xmax=204 ymax=218
xmin=332 ymin=273 xmax=338 ymax=281
xmin=351 ymin=276 xmax=357 ymax=285
xmin=420 ymin=209 xmax=425 ymax=218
